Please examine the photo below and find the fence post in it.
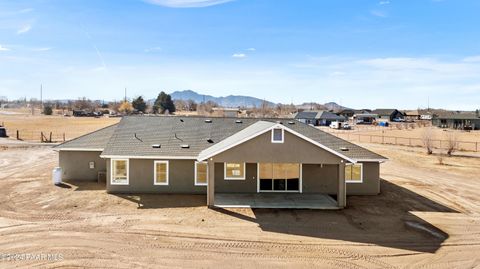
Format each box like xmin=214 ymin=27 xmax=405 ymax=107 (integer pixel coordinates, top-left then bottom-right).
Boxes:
xmin=476 ymin=142 xmax=478 ymax=152
xmin=41 ymin=132 xmax=43 ymax=143
xmin=63 ymin=133 xmax=66 ymax=142
xmin=49 ymin=132 xmax=52 ymax=143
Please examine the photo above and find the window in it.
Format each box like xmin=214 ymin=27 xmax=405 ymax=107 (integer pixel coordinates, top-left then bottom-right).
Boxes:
xmin=271 ymin=128 xmax=284 ymax=143
xmin=111 ymin=159 xmax=128 ymax=185
xmin=224 ymin=162 xmax=245 ymax=180
xmin=195 ymin=161 xmax=208 ymax=186
xmin=345 ymin=163 xmax=363 ymax=183
xmin=259 ymin=163 xmax=300 ymax=192
xmin=154 ymin=161 xmax=169 ymax=185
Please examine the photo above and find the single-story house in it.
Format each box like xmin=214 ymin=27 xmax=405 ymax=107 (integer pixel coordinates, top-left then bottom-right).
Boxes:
xmin=404 ymin=110 xmax=421 ymax=121
xmin=54 ymin=116 xmax=387 ymax=209
xmin=337 ymin=109 xmax=355 ymax=118
xmin=371 ymin=109 xmax=405 ymax=122
xmin=432 ymin=113 xmax=480 ymax=130
xmin=354 ymin=113 xmax=378 ymax=124
xmin=295 ymin=110 xmax=346 ymax=126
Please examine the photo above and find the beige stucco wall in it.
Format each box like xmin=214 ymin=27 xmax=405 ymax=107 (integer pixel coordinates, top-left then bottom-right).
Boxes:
xmin=211 ymin=131 xmax=343 ymax=164
xmin=346 ymin=162 xmax=380 ymax=195
xmin=106 ymin=158 xmax=206 ymax=194
xmin=59 ymin=151 xmax=106 ymax=181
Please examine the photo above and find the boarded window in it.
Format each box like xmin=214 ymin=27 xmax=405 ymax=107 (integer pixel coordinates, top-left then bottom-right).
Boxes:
xmin=225 ymin=163 xmax=245 ymax=180
xmin=112 ymin=159 xmax=128 ymax=185
xmin=155 ymin=161 xmax=169 ymax=185
xmin=195 ymin=162 xmax=208 ymax=186
xmin=345 ymin=164 xmax=362 ymax=183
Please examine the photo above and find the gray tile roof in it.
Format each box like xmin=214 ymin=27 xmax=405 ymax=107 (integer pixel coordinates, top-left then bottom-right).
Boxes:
xmin=295 ymin=110 xmax=345 ymax=121
xmin=54 ymin=124 xmax=118 ymax=150
xmin=100 ymin=116 xmax=386 ymax=161
xmin=371 ymin=109 xmax=401 ymax=117
xmin=435 ymin=114 xmax=480 ymax=120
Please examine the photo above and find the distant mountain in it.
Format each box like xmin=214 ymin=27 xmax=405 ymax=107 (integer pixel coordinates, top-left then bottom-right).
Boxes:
xmin=324 ymin=102 xmax=350 ymax=112
xmin=169 ymin=90 xmax=275 ymax=108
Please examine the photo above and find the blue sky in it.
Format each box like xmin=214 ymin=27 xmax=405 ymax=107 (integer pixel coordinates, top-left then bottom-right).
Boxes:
xmin=0 ymin=0 xmax=479 ymax=109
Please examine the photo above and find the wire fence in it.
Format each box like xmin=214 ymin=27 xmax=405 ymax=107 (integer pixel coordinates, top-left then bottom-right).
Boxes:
xmin=332 ymin=132 xmax=480 ymax=152
xmin=9 ymin=129 xmax=66 ymax=143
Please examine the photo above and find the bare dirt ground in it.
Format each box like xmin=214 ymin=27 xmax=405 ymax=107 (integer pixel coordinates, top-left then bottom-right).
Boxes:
xmin=0 ymin=112 xmax=119 ymax=142
xmin=0 ymin=139 xmax=479 ymax=268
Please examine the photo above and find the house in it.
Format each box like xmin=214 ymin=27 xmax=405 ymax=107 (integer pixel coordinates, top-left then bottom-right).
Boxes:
xmin=337 ymin=109 xmax=355 ymax=118
xmin=432 ymin=113 xmax=480 ymax=130
xmin=54 ymin=116 xmax=387 ymax=209
xmin=404 ymin=110 xmax=421 ymax=121
xmin=371 ymin=109 xmax=405 ymax=122
xmin=294 ymin=110 xmax=346 ymax=126
xmin=211 ymin=107 xmax=241 ymax=117
xmin=354 ymin=113 xmax=378 ymax=125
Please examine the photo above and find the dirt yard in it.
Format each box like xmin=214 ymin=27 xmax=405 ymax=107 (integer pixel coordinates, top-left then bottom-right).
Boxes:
xmin=0 ymin=113 xmax=119 ymax=142
xmin=0 ymin=139 xmax=479 ymax=268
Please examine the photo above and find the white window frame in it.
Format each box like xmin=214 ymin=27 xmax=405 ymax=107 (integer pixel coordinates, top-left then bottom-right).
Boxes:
xmin=194 ymin=161 xmax=208 ymax=186
xmin=110 ymin=159 xmax=129 ymax=185
xmin=271 ymin=128 xmax=284 ymax=143
xmin=256 ymin=163 xmax=302 ymax=193
xmin=224 ymin=162 xmax=246 ymax=180
xmin=345 ymin=163 xmax=363 ymax=184
xmin=154 ymin=160 xmax=169 ymax=186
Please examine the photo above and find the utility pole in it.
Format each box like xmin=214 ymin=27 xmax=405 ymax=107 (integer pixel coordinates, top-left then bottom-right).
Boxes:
xmin=124 ymin=88 xmax=127 ymax=103
xmin=40 ymin=84 xmax=43 ymax=109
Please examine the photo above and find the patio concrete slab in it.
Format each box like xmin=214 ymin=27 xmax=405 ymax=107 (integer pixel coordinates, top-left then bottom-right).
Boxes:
xmin=214 ymin=193 xmax=340 ymax=209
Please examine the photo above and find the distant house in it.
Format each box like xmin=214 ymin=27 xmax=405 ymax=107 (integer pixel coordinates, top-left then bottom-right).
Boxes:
xmin=354 ymin=113 xmax=378 ymax=125
xmin=404 ymin=110 xmax=421 ymax=121
xmin=371 ymin=109 xmax=405 ymax=122
xmin=432 ymin=113 xmax=480 ymax=130
xmin=295 ymin=110 xmax=346 ymax=126
xmin=211 ymin=107 xmax=241 ymax=117
xmin=337 ymin=109 xmax=355 ymax=118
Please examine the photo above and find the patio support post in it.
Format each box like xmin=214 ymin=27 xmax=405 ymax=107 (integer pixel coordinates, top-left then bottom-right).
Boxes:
xmin=207 ymin=160 xmax=215 ymax=207
xmin=338 ymin=162 xmax=346 ymax=208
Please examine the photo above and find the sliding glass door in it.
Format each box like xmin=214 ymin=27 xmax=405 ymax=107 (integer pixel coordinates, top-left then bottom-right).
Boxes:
xmin=259 ymin=163 xmax=300 ymax=192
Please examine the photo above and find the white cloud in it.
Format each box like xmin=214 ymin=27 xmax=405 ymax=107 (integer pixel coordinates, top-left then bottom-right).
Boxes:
xmin=0 ymin=45 xmax=10 ymax=51
xmin=232 ymin=53 xmax=246 ymax=58
xmin=144 ymin=46 xmax=162 ymax=53
xmin=463 ymin=55 xmax=480 ymax=63
xmin=379 ymin=1 xmax=390 ymax=5
xmin=19 ymin=8 xmax=33 ymax=13
xmin=370 ymin=10 xmax=387 ymax=17
xmin=246 ymin=48 xmax=256 ymax=51
xmin=144 ymin=0 xmax=234 ymax=8
xmin=17 ymin=24 xmax=32 ymax=34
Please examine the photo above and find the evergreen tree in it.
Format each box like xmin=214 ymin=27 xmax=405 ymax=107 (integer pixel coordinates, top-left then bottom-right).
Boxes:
xmin=153 ymin=91 xmax=176 ymax=114
xmin=132 ymin=96 xmax=147 ymax=113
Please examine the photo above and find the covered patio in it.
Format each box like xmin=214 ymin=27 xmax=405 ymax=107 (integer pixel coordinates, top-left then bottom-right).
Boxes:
xmin=214 ymin=193 xmax=340 ymax=209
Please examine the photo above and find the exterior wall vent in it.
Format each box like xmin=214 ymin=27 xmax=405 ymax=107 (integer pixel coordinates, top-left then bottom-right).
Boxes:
xmin=152 ymin=144 xmax=161 ymax=148
xmin=181 ymin=144 xmax=190 ymax=149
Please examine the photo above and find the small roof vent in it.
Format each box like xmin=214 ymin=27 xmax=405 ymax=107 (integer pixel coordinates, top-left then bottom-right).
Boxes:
xmin=205 ymin=119 xmax=212 ymax=123
xmin=181 ymin=144 xmax=190 ymax=149
xmin=180 ymin=119 xmax=184 ymax=122
xmin=288 ymin=121 xmax=295 ymax=125
xmin=340 ymin=147 xmax=349 ymax=151
xmin=235 ymin=119 xmax=243 ymax=123
xmin=207 ymin=138 xmax=214 ymax=143
xmin=152 ymin=144 xmax=161 ymax=148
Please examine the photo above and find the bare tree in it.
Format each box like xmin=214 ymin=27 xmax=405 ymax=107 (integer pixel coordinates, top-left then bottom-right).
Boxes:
xmin=421 ymin=127 xmax=434 ymax=155
xmin=445 ymin=131 xmax=459 ymax=156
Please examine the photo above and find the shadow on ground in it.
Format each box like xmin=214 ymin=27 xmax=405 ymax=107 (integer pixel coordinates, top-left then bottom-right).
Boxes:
xmin=213 ymin=179 xmax=457 ymax=253
xmin=115 ymin=194 xmax=206 ymax=209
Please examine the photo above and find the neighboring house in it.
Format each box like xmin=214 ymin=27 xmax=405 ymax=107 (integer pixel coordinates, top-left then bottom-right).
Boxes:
xmin=371 ymin=109 xmax=405 ymax=122
xmin=354 ymin=113 xmax=378 ymax=125
xmin=432 ymin=113 xmax=480 ymax=130
xmin=54 ymin=116 xmax=387 ymax=209
xmin=295 ymin=110 xmax=346 ymax=126
xmin=337 ymin=109 xmax=355 ymax=118
xmin=404 ymin=110 xmax=421 ymax=121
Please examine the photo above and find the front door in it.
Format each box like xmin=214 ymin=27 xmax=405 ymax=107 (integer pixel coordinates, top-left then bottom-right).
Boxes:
xmin=258 ymin=163 xmax=301 ymax=192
